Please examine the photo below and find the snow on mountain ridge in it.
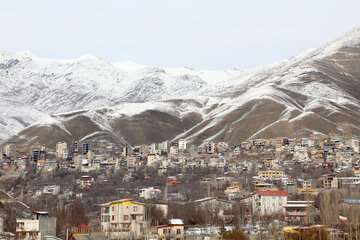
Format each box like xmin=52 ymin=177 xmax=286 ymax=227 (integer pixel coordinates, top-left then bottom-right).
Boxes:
xmin=2 ymin=27 xmax=360 ymax=142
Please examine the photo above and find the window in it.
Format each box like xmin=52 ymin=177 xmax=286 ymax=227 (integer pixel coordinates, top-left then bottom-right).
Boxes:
xmin=112 ymin=215 xmax=115 ymax=221
xmin=103 ymin=207 xmax=110 ymax=214
xmin=124 ymin=215 xmax=129 ymax=221
xmin=177 ymin=229 xmax=181 ymax=235
xmin=102 ymin=216 xmax=110 ymax=222
xmin=133 ymin=206 xmax=138 ymax=212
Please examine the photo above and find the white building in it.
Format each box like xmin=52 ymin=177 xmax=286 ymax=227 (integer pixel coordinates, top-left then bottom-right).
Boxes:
xmin=35 ymin=185 xmax=60 ymax=197
xmin=139 ymin=187 xmax=161 ymax=200
xmin=252 ymin=190 xmax=288 ymax=216
xmin=148 ymin=143 xmax=157 ymax=154
xmin=156 ymin=219 xmax=184 ymax=240
xmin=78 ymin=175 xmax=95 ymax=189
xmin=147 ymin=154 xmax=159 ymax=167
xmin=55 ymin=142 xmax=68 ymax=159
xmin=351 ymin=139 xmax=360 ymax=153
xmin=178 ymin=139 xmax=187 ymax=151
xmin=3 ymin=142 xmax=16 ymax=158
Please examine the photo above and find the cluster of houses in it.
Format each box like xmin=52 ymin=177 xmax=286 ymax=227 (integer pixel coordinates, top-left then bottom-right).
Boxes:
xmin=1 ymin=135 xmax=360 ymax=239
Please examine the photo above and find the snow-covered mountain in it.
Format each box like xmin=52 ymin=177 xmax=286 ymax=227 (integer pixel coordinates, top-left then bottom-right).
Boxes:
xmin=2 ymin=27 xmax=360 ymax=149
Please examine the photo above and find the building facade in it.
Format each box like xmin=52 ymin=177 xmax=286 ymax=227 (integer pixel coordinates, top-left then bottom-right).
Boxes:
xmin=100 ymin=199 xmax=148 ymax=239
xmin=252 ymin=190 xmax=288 ymax=216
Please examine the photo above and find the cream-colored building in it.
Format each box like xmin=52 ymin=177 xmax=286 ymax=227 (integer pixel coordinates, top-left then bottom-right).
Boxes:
xmin=16 ymin=212 xmax=56 ymax=240
xmin=169 ymin=146 xmax=179 ymax=156
xmin=55 ymin=142 xmax=68 ymax=159
xmin=16 ymin=219 xmax=40 ymax=240
xmin=178 ymin=139 xmax=187 ymax=151
xmin=100 ymin=199 xmax=149 ymax=239
xmin=156 ymin=219 xmax=184 ymax=240
xmin=322 ymin=175 xmax=339 ymax=189
xmin=147 ymin=154 xmax=159 ymax=167
xmin=257 ymin=170 xmax=285 ymax=179
xmin=3 ymin=142 xmax=16 ymax=158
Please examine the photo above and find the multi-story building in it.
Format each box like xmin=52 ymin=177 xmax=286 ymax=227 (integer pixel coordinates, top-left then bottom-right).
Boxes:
xmin=283 ymin=201 xmax=315 ymax=225
xmin=148 ymin=143 xmax=157 ymax=154
xmin=100 ymin=199 xmax=148 ymax=239
xmin=122 ymin=144 xmax=132 ymax=157
xmin=82 ymin=142 xmax=91 ymax=155
xmin=16 ymin=218 xmax=41 ymax=240
xmin=252 ymin=190 xmax=288 ymax=216
xmin=55 ymin=142 xmax=68 ymax=159
xmin=169 ymin=146 xmax=179 ymax=156
xmin=205 ymin=142 xmax=216 ymax=154
xmin=78 ymin=175 xmax=94 ymax=189
xmin=35 ymin=185 xmax=61 ymax=197
xmin=3 ymin=141 xmax=16 ymax=159
xmin=257 ymin=170 xmax=285 ymax=179
xmin=147 ymin=154 xmax=159 ymax=167
xmin=178 ymin=139 xmax=187 ymax=151
xmin=322 ymin=175 xmax=339 ymax=189
xmin=139 ymin=187 xmax=161 ymax=200
xmin=31 ymin=148 xmax=41 ymax=162
xmin=156 ymin=219 xmax=184 ymax=240
xmin=158 ymin=141 xmax=169 ymax=153
xmin=351 ymin=139 xmax=360 ymax=153
xmin=16 ymin=211 xmax=56 ymax=240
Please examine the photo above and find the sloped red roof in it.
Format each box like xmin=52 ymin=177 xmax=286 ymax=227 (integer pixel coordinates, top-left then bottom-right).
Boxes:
xmin=256 ymin=190 xmax=288 ymax=197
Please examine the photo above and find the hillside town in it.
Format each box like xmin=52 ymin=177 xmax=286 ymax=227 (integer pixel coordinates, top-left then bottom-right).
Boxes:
xmin=1 ymin=134 xmax=360 ymax=239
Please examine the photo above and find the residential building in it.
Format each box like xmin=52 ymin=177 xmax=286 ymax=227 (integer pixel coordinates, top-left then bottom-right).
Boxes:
xmin=158 ymin=141 xmax=169 ymax=153
xmin=156 ymin=219 xmax=184 ymax=240
xmin=178 ymin=139 xmax=187 ymax=151
xmin=192 ymin=197 xmax=232 ymax=218
xmin=205 ymin=142 xmax=216 ymax=154
xmin=139 ymin=187 xmax=161 ymax=200
xmin=283 ymin=201 xmax=315 ymax=225
xmin=100 ymin=199 xmax=148 ymax=239
xmin=351 ymin=139 xmax=360 ymax=153
xmin=322 ymin=175 xmax=339 ymax=189
xmin=31 ymin=148 xmax=41 ymax=162
xmin=78 ymin=175 xmax=94 ymax=189
xmin=35 ymin=185 xmax=60 ymax=197
xmin=55 ymin=142 xmax=68 ymax=159
xmin=147 ymin=154 xmax=159 ymax=167
xmin=16 ymin=218 xmax=41 ymax=240
xmin=3 ymin=141 xmax=16 ymax=159
xmin=169 ymin=146 xmax=178 ymax=156
xmin=82 ymin=142 xmax=90 ymax=155
xmin=257 ymin=170 xmax=285 ymax=179
xmin=252 ymin=190 xmax=288 ymax=216
xmin=148 ymin=143 xmax=157 ymax=155
xmin=122 ymin=145 xmax=132 ymax=157
xmin=16 ymin=211 xmax=56 ymax=240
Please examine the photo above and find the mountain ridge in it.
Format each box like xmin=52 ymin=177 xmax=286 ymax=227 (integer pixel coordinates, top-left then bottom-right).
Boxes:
xmin=1 ymin=27 xmax=360 ymax=149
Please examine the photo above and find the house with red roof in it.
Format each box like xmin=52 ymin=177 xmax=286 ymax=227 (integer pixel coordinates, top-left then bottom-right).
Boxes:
xmin=251 ymin=190 xmax=288 ymax=216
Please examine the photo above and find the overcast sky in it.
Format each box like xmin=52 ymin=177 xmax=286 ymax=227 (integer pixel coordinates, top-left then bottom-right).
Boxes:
xmin=1 ymin=0 xmax=360 ymax=70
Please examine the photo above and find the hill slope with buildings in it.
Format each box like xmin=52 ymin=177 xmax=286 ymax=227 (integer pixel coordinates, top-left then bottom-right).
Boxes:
xmin=1 ymin=27 xmax=360 ymax=148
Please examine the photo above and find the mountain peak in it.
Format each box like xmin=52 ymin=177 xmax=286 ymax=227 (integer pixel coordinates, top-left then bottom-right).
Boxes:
xmin=317 ymin=26 xmax=360 ymax=59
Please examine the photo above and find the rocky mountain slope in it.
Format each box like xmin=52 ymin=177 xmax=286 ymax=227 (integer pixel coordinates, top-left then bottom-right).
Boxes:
xmin=1 ymin=27 xmax=360 ymax=149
